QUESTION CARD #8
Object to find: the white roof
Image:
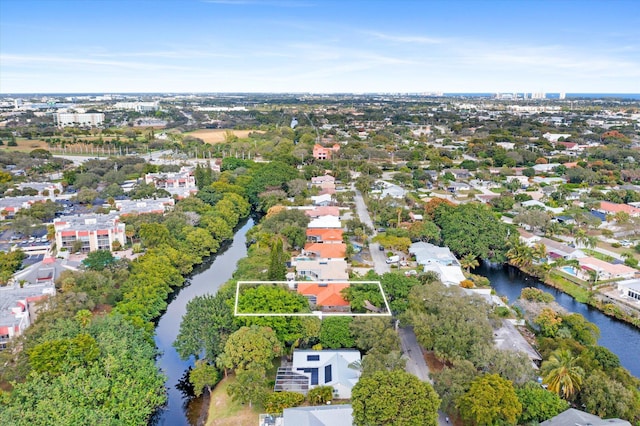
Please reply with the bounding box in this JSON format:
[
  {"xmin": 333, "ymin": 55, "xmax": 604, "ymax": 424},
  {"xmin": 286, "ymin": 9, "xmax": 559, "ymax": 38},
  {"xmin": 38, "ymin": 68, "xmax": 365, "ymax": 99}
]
[{"xmin": 308, "ymin": 216, "xmax": 342, "ymax": 229}]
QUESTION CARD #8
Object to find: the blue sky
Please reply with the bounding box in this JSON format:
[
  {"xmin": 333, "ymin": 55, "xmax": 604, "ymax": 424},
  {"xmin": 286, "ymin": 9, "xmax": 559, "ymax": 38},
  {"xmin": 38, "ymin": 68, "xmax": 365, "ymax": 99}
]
[{"xmin": 1, "ymin": 0, "xmax": 639, "ymax": 93}]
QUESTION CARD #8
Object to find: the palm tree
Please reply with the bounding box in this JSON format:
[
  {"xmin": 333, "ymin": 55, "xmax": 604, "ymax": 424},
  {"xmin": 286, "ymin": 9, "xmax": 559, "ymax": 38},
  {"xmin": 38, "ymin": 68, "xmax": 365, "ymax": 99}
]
[
  {"xmin": 507, "ymin": 240, "xmax": 533, "ymax": 269},
  {"xmin": 542, "ymin": 349, "xmax": 584, "ymax": 400},
  {"xmin": 532, "ymin": 243, "xmax": 547, "ymax": 263},
  {"xmin": 460, "ymin": 254, "xmax": 479, "ymax": 273}
]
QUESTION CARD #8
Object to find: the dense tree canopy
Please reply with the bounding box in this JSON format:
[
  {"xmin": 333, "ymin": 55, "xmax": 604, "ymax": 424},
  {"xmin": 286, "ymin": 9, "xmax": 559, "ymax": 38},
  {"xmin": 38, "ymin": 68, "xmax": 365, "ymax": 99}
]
[
  {"xmin": 434, "ymin": 203, "xmax": 511, "ymax": 262},
  {"xmin": 457, "ymin": 374, "xmax": 522, "ymax": 426},
  {"xmin": 351, "ymin": 370, "xmax": 440, "ymax": 426}
]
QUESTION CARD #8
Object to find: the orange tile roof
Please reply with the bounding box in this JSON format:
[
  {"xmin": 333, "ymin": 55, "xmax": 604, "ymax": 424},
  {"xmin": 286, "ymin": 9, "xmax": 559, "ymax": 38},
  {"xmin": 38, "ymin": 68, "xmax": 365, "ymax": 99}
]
[
  {"xmin": 599, "ymin": 201, "xmax": 640, "ymax": 216},
  {"xmin": 305, "ymin": 206, "xmax": 340, "ymax": 217},
  {"xmin": 306, "ymin": 228, "xmax": 344, "ymax": 241},
  {"xmin": 297, "ymin": 283, "xmax": 350, "ymax": 306},
  {"xmin": 304, "ymin": 242, "xmax": 347, "ymax": 259}
]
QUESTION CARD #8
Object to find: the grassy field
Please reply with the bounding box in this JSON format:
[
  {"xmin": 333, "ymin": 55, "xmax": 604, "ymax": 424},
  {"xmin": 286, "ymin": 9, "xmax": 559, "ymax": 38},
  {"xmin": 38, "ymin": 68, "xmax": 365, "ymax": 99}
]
[
  {"xmin": 1, "ymin": 138, "xmax": 50, "ymax": 151},
  {"xmin": 206, "ymin": 376, "xmax": 260, "ymax": 426},
  {"xmin": 185, "ymin": 129, "xmax": 258, "ymax": 144}
]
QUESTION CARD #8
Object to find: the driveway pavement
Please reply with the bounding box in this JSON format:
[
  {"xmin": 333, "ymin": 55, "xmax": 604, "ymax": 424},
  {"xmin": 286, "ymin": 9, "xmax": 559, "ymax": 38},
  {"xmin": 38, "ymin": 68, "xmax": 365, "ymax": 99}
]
[
  {"xmin": 398, "ymin": 326, "xmax": 432, "ymax": 383},
  {"xmin": 353, "ymin": 188, "xmax": 389, "ymax": 274}
]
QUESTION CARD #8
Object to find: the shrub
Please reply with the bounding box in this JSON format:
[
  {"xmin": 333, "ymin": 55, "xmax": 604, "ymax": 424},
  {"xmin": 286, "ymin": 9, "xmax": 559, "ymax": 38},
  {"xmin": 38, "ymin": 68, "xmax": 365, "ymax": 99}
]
[
  {"xmin": 307, "ymin": 386, "xmax": 334, "ymax": 405},
  {"xmin": 520, "ymin": 287, "xmax": 554, "ymax": 303},
  {"xmin": 263, "ymin": 391, "xmax": 304, "ymax": 415},
  {"xmin": 460, "ymin": 279, "xmax": 475, "ymax": 289}
]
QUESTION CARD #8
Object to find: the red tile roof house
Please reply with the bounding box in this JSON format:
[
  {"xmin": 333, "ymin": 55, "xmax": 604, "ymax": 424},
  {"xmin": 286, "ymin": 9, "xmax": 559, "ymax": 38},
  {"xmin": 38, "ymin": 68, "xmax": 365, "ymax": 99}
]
[
  {"xmin": 297, "ymin": 282, "xmax": 350, "ymax": 312},
  {"xmin": 574, "ymin": 257, "xmax": 638, "ymax": 281},
  {"xmin": 303, "ymin": 242, "xmax": 347, "ymax": 260},
  {"xmin": 312, "ymin": 143, "xmax": 340, "ymax": 160},
  {"xmin": 306, "ymin": 228, "xmax": 344, "ymax": 244},
  {"xmin": 304, "ymin": 206, "xmax": 340, "ymax": 219},
  {"xmin": 597, "ymin": 201, "xmax": 640, "ymax": 218},
  {"xmin": 311, "ymin": 175, "xmax": 336, "ymax": 185}
]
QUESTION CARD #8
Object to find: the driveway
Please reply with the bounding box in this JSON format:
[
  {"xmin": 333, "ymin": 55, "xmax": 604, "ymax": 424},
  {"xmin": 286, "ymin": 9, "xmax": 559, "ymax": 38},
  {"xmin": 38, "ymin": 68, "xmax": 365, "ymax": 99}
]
[
  {"xmin": 353, "ymin": 188, "xmax": 390, "ymax": 274},
  {"xmin": 398, "ymin": 326, "xmax": 432, "ymax": 383}
]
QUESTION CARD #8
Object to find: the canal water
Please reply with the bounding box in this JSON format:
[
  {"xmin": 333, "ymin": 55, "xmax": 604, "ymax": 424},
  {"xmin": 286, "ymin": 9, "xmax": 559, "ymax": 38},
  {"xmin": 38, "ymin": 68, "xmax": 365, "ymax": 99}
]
[
  {"xmin": 475, "ymin": 262, "xmax": 640, "ymax": 379},
  {"xmin": 153, "ymin": 218, "xmax": 254, "ymax": 426}
]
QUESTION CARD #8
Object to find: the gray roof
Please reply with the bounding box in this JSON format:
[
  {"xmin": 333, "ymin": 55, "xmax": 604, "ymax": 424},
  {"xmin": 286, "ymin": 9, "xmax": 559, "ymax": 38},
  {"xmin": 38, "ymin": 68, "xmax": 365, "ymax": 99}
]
[
  {"xmin": 283, "ymin": 405, "xmax": 353, "ymax": 426},
  {"xmin": 540, "ymin": 408, "xmax": 631, "ymax": 426}
]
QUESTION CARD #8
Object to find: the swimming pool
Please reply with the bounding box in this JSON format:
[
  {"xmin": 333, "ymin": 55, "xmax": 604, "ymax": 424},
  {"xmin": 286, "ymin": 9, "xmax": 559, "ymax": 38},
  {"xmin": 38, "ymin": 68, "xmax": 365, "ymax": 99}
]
[{"xmin": 562, "ymin": 266, "xmax": 577, "ymax": 276}]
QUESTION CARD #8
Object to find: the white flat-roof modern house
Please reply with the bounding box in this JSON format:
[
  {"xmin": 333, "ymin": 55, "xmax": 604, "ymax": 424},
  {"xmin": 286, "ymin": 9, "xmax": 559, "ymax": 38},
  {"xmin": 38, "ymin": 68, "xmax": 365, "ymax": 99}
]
[{"xmin": 274, "ymin": 350, "xmax": 361, "ymax": 399}]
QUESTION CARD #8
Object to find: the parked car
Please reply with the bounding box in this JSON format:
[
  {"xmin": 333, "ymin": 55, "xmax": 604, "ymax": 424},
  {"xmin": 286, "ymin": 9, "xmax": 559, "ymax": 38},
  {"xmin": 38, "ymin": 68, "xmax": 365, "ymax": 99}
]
[{"xmin": 386, "ymin": 255, "xmax": 400, "ymax": 264}]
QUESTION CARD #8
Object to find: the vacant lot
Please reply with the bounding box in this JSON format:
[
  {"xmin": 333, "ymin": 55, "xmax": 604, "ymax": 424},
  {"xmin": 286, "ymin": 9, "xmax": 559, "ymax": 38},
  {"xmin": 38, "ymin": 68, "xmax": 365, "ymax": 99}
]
[
  {"xmin": 1, "ymin": 138, "xmax": 50, "ymax": 151},
  {"xmin": 186, "ymin": 129, "xmax": 259, "ymax": 144},
  {"xmin": 206, "ymin": 376, "xmax": 259, "ymax": 426}
]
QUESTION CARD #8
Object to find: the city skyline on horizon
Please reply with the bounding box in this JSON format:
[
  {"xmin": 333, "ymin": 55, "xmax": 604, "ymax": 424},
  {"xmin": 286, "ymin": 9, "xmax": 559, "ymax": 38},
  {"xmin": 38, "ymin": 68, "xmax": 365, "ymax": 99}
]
[{"xmin": 1, "ymin": 0, "xmax": 639, "ymax": 94}]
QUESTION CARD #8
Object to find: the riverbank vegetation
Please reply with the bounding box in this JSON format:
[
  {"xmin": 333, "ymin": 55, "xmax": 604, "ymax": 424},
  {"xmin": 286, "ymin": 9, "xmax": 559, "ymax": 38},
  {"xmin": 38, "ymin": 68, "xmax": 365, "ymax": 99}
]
[
  {"xmin": 519, "ymin": 287, "xmax": 640, "ymax": 423},
  {"xmin": 0, "ymin": 165, "xmax": 256, "ymax": 424}
]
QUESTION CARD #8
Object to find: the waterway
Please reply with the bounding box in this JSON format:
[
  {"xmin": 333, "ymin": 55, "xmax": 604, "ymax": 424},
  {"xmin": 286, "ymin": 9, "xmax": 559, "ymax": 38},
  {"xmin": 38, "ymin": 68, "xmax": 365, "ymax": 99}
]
[
  {"xmin": 476, "ymin": 262, "xmax": 640, "ymax": 379},
  {"xmin": 153, "ymin": 218, "xmax": 254, "ymax": 426}
]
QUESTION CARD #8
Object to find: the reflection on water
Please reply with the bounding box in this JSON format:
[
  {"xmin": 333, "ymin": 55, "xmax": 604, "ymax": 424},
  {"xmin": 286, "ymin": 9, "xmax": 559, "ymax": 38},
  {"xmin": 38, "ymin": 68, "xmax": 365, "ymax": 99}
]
[
  {"xmin": 475, "ymin": 261, "xmax": 640, "ymax": 379},
  {"xmin": 152, "ymin": 219, "xmax": 254, "ymax": 426}
]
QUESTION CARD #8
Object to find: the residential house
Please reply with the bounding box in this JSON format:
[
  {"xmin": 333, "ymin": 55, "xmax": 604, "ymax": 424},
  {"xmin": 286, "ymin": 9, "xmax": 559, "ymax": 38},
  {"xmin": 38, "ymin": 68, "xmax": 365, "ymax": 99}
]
[
  {"xmin": 304, "ymin": 206, "xmax": 340, "ymax": 219},
  {"xmin": 408, "ymin": 212, "xmax": 423, "ymax": 222},
  {"xmin": 409, "ymin": 242, "xmax": 465, "ymax": 286},
  {"xmin": 303, "ymin": 243, "xmax": 347, "ymax": 260},
  {"xmin": 114, "ymin": 198, "xmax": 175, "ymax": 215},
  {"xmin": 279, "ymin": 350, "xmax": 361, "ymax": 399},
  {"xmin": 521, "ymin": 200, "xmax": 564, "ymax": 215},
  {"xmin": 297, "ymin": 282, "xmax": 350, "ymax": 311},
  {"xmin": 281, "ymin": 405, "xmax": 353, "ymax": 426},
  {"xmin": 517, "ymin": 228, "xmax": 541, "ymax": 246},
  {"xmin": 306, "ymin": 228, "xmax": 344, "ymax": 244},
  {"xmin": 311, "ymin": 175, "xmax": 336, "ymax": 185},
  {"xmin": 0, "ymin": 196, "xmax": 47, "ymax": 219},
  {"xmin": 312, "ymin": 143, "xmax": 340, "ymax": 160},
  {"xmin": 617, "ymin": 278, "xmax": 640, "ymax": 303},
  {"xmin": 144, "ymin": 167, "xmax": 197, "ymax": 198},
  {"xmin": 597, "ymin": 201, "xmax": 640, "ymax": 218},
  {"xmin": 542, "ymin": 132, "xmax": 572, "ymax": 142},
  {"xmin": 446, "ymin": 168, "xmax": 472, "ymax": 180},
  {"xmin": 573, "ymin": 257, "xmax": 637, "ymax": 281},
  {"xmin": 54, "ymin": 213, "xmax": 125, "ymax": 253},
  {"xmin": 310, "ymin": 194, "xmax": 333, "ymax": 207},
  {"xmin": 15, "ymin": 182, "xmax": 63, "ymax": 196},
  {"xmin": 540, "ymin": 408, "xmax": 631, "ymax": 426},
  {"xmin": 0, "ymin": 284, "xmax": 55, "ymax": 349},
  {"xmin": 296, "ymin": 259, "xmax": 349, "ymax": 282},
  {"xmin": 538, "ymin": 237, "xmax": 585, "ymax": 260},
  {"xmin": 308, "ymin": 216, "xmax": 342, "ymax": 229}
]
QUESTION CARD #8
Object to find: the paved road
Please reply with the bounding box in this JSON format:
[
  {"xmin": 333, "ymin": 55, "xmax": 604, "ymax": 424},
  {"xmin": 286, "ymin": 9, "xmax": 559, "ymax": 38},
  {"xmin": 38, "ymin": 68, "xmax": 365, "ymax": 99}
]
[
  {"xmin": 398, "ymin": 326, "xmax": 432, "ymax": 383},
  {"xmin": 353, "ymin": 188, "xmax": 390, "ymax": 274},
  {"xmin": 555, "ymin": 234, "xmax": 624, "ymax": 260}
]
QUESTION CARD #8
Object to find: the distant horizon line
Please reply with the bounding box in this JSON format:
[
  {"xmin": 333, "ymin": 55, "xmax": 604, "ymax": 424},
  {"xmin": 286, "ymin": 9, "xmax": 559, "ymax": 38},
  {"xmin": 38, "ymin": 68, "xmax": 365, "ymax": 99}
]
[{"xmin": 2, "ymin": 91, "xmax": 640, "ymax": 99}]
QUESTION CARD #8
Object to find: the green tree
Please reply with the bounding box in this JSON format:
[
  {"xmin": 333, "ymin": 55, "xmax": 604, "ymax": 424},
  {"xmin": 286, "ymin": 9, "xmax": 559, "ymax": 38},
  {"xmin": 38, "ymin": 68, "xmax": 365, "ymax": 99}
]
[
  {"xmin": 349, "ymin": 317, "xmax": 400, "ymax": 354},
  {"xmin": 226, "ymin": 368, "xmax": 268, "ymax": 409},
  {"xmin": 542, "ymin": 349, "xmax": 584, "ymax": 400},
  {"xmin": 434, "ymin": 203, "xmax": 510, "ymax": 263},
  {"xmin": 432, "ymin": 360, "xmax": 478, "ymax": 416},
  {"xmin": 516, "ymin": 382, "xmax": 569, "ymax": 424},
  {"xmin": 351, "ymin": 370, "xmax": 440, "ymax": 426},
  {"xmin": 189, "ymin": 360, "xmax": 220, "ymax": 397},
  {"xmin": 174, "ymin": 289, "xmax": 237, "ymax": 361},
  {"xmin": 235, "ymin": 284, "xmax": 310, "ymax": 342},
  {"xmin": 457, "ymin": 373, "xmax": 522, "ymax": 426},
  {"xmin": 319, "ymin": 317, "xmax": 354, "ymax": 349},
  {"xmin": 580, "ymin": 371, "xmax": 636, "ymax": 420},
  {"xmin": 535, "ymin": 308, "xmax": 563, "ymax": 338},
  {"xmin": 82, "ymin": 249, "xmax": 115, "ymax": 271},
  {"xmin": 217, "ymin": 325, "xmax": 282, "ymax": 374},
  {"xmin": 267, "ymin": 238, "xmax": 287, "ymax": 281}
]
